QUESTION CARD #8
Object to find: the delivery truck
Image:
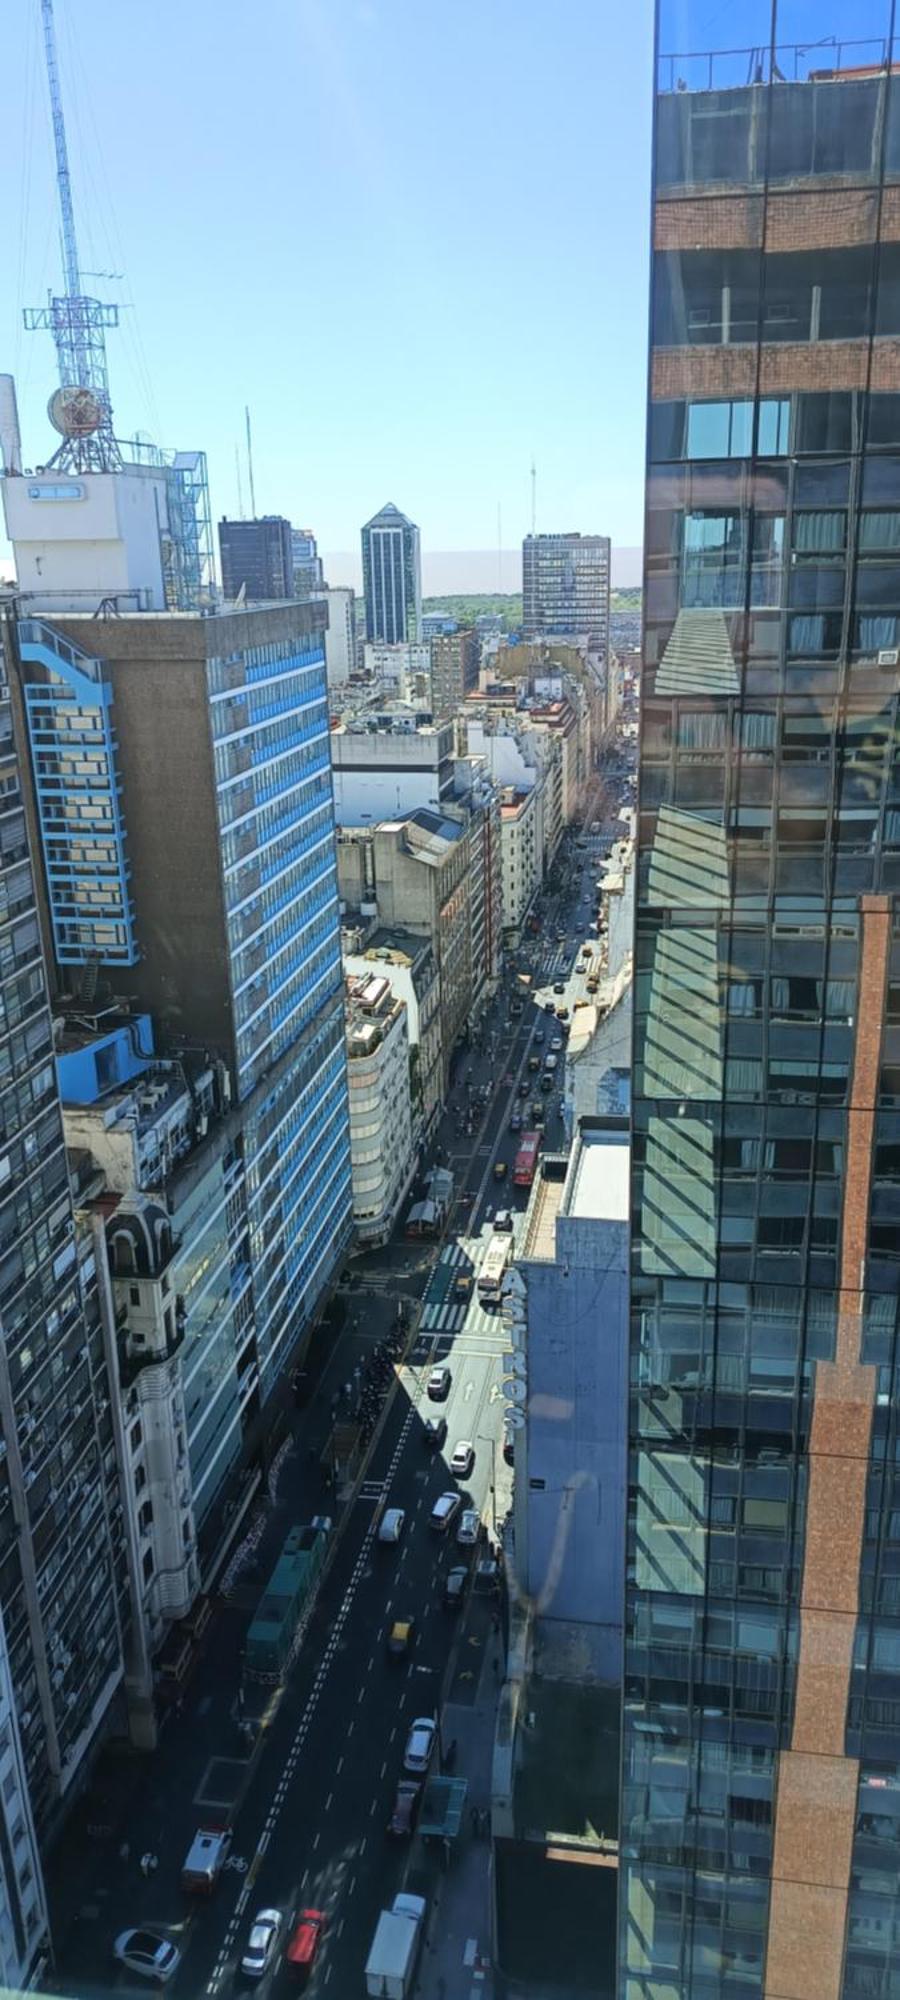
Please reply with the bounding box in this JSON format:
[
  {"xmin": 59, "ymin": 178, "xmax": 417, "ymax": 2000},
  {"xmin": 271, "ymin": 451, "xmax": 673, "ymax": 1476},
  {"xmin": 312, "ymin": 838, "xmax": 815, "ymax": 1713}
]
[{"xmin": 364, "ymin": 1892, "xmax": 427, "ymax": 1998}]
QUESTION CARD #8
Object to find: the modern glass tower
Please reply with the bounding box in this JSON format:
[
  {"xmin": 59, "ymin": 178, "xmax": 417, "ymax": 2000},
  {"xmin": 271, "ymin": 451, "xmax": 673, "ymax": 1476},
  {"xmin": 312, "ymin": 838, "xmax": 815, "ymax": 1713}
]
[
  {"xmin": 361, "ymin": 503, "xmax": 422, "ymax": 643},
  {"xmin": 625, "ymin": 7, "xmax": 900, "ymax": 1998}
]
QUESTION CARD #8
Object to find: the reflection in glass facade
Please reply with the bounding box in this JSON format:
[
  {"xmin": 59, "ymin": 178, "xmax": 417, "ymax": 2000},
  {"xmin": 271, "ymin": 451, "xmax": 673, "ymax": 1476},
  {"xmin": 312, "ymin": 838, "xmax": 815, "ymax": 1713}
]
[{"xmin": 626, "ymin": 7, "xmax": 900, "ymax": 1997}]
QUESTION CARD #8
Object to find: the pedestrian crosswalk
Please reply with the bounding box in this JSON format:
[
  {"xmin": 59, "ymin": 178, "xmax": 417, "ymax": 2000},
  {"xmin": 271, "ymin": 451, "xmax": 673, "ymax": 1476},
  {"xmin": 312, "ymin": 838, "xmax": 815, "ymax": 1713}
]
[{"xmin": 419, "ymin": 1299, "xmax": 468, "ymax": 1333}]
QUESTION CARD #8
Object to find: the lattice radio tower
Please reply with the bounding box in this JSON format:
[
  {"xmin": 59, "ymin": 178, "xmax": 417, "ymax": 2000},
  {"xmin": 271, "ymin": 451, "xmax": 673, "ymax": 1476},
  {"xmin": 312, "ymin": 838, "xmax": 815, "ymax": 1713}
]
[{"xmin": 23, "ymin": 0, "xmax": 123, "ymax": 471}]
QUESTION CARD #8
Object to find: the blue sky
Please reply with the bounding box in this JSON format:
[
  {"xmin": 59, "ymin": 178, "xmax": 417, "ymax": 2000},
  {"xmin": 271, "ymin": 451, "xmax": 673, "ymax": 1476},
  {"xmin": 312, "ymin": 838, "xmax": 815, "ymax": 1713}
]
[{"xmin": 6, "ymin": 0, "xmax": 654, "ymax": 583}]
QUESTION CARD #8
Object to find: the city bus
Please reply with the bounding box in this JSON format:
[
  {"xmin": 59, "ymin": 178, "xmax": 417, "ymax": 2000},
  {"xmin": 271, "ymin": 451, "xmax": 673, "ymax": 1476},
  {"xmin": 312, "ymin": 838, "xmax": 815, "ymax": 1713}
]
[
  {"xmin": 513, "ymin": 1130, "xmax": 542, "ymax": 1189},
  {"xmin": 477, "ymin": 1232, "xmax": 513, "ymax": 1305}
]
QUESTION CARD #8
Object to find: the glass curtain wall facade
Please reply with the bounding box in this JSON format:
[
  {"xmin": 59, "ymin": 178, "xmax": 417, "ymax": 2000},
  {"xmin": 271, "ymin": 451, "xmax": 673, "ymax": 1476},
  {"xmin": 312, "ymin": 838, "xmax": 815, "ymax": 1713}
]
[
  {"xmin": 361, "ymin": 504, "xmax": 422, "ymax": 644},
  {"xmin": 625, "ymin": 8, "xmax": 900, "ymax": 1999}
]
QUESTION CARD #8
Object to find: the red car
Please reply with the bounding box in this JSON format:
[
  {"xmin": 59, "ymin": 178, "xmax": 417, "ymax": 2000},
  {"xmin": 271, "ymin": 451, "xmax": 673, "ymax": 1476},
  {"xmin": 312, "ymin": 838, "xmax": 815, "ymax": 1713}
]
[{"xmin": 285, "ymin": 1911, "xmax": 327, "ymax": 1973}]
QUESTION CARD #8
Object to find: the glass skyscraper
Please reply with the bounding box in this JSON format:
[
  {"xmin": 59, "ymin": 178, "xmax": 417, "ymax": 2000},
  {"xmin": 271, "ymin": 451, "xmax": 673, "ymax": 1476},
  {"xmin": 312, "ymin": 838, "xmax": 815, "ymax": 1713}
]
[
  {"xmin": 361, "ymin": 502, "xmax": 422, "ymax": 644},
  {"xmin": 625, "ymin": 7, "xmax": 900, "ymax": 1998}
]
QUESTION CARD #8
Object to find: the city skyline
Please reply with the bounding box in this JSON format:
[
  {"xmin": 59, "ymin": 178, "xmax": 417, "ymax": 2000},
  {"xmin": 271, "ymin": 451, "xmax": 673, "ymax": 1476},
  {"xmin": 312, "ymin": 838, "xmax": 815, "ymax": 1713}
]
[{"xmin": 3, "ymin": 0, "xmax": 652, "ymax": 570}]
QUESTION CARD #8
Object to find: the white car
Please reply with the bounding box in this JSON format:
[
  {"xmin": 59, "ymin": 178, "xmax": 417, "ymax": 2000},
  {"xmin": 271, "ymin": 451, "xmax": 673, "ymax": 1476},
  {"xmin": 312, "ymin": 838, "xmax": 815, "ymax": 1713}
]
[
  {"xmin": 450, "ymin": 1440, "xmax": 475, "ymax": 1479},
  {"xmin": 377, "ymin": 1507, "xmax": 406, "ymax": 1544},
  {"xmin": 240, "ymin": 1909, "xmax": 283, "ymax": 1980},
  {"xmin": 404, "ymin": 1716, "xmax": 437, "ymax": 1773},
  {"xmin": 456, "ymin": 1508, "xmax": 480, "ymax": 1546},
  {"xmin": 113, "ymin": 1930, "xmax": 181, "ymax": 1984},
  {"xmin": 551, "ymin": 1037, "xmax": 563, "ymax": 1053}
]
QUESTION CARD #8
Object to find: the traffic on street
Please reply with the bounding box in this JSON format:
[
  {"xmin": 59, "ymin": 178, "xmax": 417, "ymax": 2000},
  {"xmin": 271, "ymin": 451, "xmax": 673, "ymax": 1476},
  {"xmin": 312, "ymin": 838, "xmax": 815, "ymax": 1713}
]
[{"xmin": 48, "ymin": 732, "xmax": 636, "ymax": 2000}]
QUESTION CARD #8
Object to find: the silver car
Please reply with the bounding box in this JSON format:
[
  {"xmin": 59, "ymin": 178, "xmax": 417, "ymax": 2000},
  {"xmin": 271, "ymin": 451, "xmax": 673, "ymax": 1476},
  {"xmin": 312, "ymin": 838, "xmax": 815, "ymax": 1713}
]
[
  {"xmin": 113, "ymin": 1930, "xmax": 181, "ymax": 1984},
  {"xmin": 240, "ymin": 1908, "xmax": 283, "ymax": 1979}
]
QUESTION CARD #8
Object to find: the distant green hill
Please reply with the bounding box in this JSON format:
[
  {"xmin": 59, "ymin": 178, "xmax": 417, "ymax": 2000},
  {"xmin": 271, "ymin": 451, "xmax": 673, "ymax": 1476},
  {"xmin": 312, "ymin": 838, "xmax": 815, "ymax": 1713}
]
[{"xmin": 423, "ymin": 594, "xmax": 522, "ymax": 630}]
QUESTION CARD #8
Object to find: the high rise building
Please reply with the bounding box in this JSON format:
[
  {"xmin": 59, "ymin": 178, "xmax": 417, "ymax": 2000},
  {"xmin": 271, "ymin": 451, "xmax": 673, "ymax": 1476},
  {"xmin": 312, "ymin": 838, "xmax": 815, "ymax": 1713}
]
[
  {"xmin": 291, "ymin": 528, "xmax": 324, "ymax": 600},
  {"xmin": 625, "ymin": 16, "xmax": 900, "ymax": 2000},
  {"xmin": 361, "ymin": 503, "xmax": 422, "ymax": 644},
  {"xmin": 0, "ymin": 610, "xmax": 129, "ymax": 1885},
  {"xmin": 429, "ymin": 628, "xmax": 480, "ymax": 718},
  {"xmin": 7, "ymin": 600, "xmax": 353, "ymax": 1564},
  {"xmin": 522, "ymin": 532, "xmax": 610, "ymax": 651},
  {"xmin": 324, "ymin": 585, "xmax": 358, "ymax": 688},
  {"xmin": 218, "ymin": 515, "xmax": 295, "ymax": 601}
]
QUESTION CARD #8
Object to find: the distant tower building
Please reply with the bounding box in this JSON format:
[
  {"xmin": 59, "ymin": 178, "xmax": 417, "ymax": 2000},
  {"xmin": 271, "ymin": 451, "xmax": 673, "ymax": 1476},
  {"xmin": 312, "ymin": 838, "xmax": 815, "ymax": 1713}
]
[
  {"xmin": 291, "ymin": 528, "xmax": 324, "ymax": 600},
  {"xmin": 218, "ymin": 515, "xmax": 294, "ymax": 601},
  {"xmin": 522, "ymin": 532, "xmax": 610, "ymax": 654},
  {"xmin": 361, "ymin": 503, "xmax": 422, "ymax": 644}
]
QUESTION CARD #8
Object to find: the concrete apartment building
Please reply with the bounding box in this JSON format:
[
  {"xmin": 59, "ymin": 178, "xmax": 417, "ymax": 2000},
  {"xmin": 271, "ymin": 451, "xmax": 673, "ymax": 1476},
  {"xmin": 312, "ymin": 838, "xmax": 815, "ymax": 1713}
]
[
  {"xmin": 331, "ymin": 714, "xmax": 455, "ymax": 827},
  {"xmin": 323, "ymin": 586, "xmax": 357, "ymax": 689},
  {"xmin": 429, "ymin": 628, "xmax": 479, "ymax": 718},
  {"xmin": 345, "ymin": 973, "xmax": 415, "ymax": 1245},
  {"xmin": 337, "ymin": 806, "xmax": 472, "ymax": 1091},
  {"xmin": 497, "ymin": 787, "xmax": 542, "ymax": 935},
  {"xmin": 362, "ymin": 642, "xmax": 432, "ymax": 704},
  {"xmin": 454, "ymin": 761, "xmax": 503, "ymax": 1020},
  {"xmin": 342, "ymin": 927, "xmax": 442, "ymax": 1143},
  {"xmin": 5, "ymin": 595, "xmax": 353, "ymax": 1653},
  {"xmin": 0, "ymin": 616, "xmax": 131, "ymax": 1981}
]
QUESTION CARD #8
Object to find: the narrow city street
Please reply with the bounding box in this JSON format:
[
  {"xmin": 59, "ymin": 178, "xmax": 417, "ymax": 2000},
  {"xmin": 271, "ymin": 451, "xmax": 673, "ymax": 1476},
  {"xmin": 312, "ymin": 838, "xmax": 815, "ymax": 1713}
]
[{"xmin": 46, "ymin": 765, "xmax": 630, "ymax": 2000}]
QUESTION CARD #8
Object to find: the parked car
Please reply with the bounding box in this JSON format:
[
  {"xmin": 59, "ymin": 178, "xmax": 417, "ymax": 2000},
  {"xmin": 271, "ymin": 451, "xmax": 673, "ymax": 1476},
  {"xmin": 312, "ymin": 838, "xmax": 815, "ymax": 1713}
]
[
  {"xmin": 388, "ymin": 1779, "xmax": 421, "ymax": 1839},
  {"xmin": 427, "ymin": 1365, "xmax": 452, "ymax": 1401},
  {"xmin": 403, "ymin": 1716, "xmax": 437, "ymax": 1773},
  {"xmin": 430, "ymin": 1491, "xmax": 462, "ymax": 1533},
  {"xmin": 457, "ymin": 1509, "xmax": 480, "ymax": 1546},
  {"xmin": 241, "ymin": 1910, "xmax": 283, "ymax": 1980},
  {"xmin": 113, "ymin": 1932, "xmax": 181, "ymax": 1985},
  {"xmin": 285, "ymin": 1911, "xmax": 327, "ymax": 1973},
  {"xmin": 424, "ymin": 1415, "xmax": 448, "ymax": 1450},
  {"xmin": 386, "ymin": 1617, "xmax": 416, "ymax": 1661},
  {"xmin": 444, "ymin": 1565, "xmax": 468, "ymax": 1609},
  {"xmin": 378, "ymin": 1507, "xmax": 406, "ymax": 1544},
  {"xmin": 450, "ymin": 1440, "xmax": 475, "ymax": 1479}
]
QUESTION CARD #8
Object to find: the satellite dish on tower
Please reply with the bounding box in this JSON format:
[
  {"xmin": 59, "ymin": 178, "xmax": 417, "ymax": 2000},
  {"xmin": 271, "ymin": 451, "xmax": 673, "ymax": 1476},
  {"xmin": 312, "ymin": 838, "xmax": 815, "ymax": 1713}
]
[{"xmin": 48, "ymin": 385, "xmax": 102, "ymax": 440}]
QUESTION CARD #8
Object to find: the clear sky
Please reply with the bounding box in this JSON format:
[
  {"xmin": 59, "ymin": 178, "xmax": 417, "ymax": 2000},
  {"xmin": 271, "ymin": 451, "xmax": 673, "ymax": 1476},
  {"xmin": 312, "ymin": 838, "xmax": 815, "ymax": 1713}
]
[{"xmin": 6, "ymin": 0, "xmax": 653, "ymax": 581}]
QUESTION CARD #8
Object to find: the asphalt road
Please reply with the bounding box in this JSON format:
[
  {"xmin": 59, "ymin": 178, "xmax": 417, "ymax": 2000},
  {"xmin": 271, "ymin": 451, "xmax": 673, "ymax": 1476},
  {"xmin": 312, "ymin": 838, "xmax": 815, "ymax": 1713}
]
[{"xmin": 51, "ymin": 747, "xmax": 636, "ymax": 2000}]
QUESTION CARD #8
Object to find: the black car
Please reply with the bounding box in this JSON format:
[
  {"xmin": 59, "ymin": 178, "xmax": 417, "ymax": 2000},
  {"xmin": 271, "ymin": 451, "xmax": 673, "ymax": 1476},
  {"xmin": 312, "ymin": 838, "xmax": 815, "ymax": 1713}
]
[
  {"xmin": 553, "ymin": 980, "xmax": 565, "ymax": 994},
  {"xmin": 424, "ymin": 1415, "xmax": 448, "ymax": 1449},
  {"xmin": 534, "ymin": 1029, "xmax": 545, "ymax": 1045}
]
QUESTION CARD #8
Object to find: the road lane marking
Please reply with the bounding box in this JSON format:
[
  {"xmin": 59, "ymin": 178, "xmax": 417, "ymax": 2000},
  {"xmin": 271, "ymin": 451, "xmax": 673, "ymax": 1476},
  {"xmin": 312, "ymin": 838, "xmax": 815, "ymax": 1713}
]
[
  {"xmin": 312, "ymin": 1830, "xmax": 320, "ymax": 1849},
  {"xmin": 336, "ymin": 1755, "xmax": 344, "ymax": 1774},
  {"xmin": 325, "ymin": 1791, "xmax": 333, "ymax": 1812},
  {"xmin": 380, "ymin": 1759, "xmax": 387, "ymax": 1778}
]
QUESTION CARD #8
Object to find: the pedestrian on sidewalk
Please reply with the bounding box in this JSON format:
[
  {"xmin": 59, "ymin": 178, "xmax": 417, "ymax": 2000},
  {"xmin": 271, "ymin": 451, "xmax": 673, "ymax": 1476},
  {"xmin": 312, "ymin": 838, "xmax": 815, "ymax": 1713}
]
[
  {"xmin": 139, "ymin": 1853, "xmax": 150, "ymax": 1879},
  {"xmin": 119, "ymin": 1840, "xmax": 130, "ymax": 1865}
]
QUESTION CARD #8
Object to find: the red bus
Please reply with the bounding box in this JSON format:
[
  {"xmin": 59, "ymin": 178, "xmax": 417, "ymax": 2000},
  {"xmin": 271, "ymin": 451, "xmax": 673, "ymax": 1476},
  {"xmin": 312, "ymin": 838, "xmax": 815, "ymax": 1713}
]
[{"xmin": 513, "ymin": 1130, "xmax": 542, "ymax": 1188}]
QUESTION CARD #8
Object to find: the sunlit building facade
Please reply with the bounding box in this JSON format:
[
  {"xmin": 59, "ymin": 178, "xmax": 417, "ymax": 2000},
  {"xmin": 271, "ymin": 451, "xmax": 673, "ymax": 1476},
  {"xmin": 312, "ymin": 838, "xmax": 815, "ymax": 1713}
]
[{"xmin": 625, "ymin": 8, "xmax": 900, "ymax": 1998}]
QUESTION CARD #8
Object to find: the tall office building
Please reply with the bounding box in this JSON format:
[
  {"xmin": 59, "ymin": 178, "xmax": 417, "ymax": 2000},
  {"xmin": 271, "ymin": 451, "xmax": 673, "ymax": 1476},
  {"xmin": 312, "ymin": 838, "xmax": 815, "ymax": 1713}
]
[
  {"xmin": 625, "ymin": 14, "xmax": 900, "ymax": 2000},
  {"xmin": 291, "ymin": 528, "xmax": 325, "ymax": 600},
  {"xmin": 361, "ymin": 503, "xmax": 422, "ymax": 644},
  {"xmin": 8, "ymin": 600, "xmax": 353, "ymax": 1525},
  {"xmin": 218, "ymin": 515, "xmax": 295, "ymax": 601},
  {"xmin": 522, "ymin": 532, "xmax": 610, "ymax": 651},
  {"xmin": 0, "ymin": 611, "xmax": 128, "ymax": 1897}
]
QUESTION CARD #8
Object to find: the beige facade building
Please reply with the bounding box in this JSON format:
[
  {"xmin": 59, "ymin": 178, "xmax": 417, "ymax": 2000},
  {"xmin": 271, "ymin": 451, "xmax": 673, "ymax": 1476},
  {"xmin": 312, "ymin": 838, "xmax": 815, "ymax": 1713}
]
[
  {"xmin": 342, "ymin": 928, "xmax": 441, "ymax": 1142},
  {"xmin": 345, "ymin": 974, "xmax": 415, "ymax": 1245},
  {"xmin": 429, "ymin": 629, "xmax": 479, "ymax": 718},
  {"xmin": 337, "ymin": 805, "xmax": 472, "ymax": 1093}
]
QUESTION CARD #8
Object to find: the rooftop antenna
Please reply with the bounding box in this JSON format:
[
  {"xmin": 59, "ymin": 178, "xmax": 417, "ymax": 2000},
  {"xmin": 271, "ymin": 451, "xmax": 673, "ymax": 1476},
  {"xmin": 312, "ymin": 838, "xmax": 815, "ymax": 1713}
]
[
  {"xmin": 24, "ymin": 0, "xmax": 122, "ymax": 471},
  {"xmin": 531, "ymin": 458, "xmax": 537, "ymax": 536},
  {"xmin": 235, "ymin": 442, "xmax": 244, "ymax": 521},
  {"xmin": 245, "ymin": 405, "xmax": 257, "ymax": 519}
]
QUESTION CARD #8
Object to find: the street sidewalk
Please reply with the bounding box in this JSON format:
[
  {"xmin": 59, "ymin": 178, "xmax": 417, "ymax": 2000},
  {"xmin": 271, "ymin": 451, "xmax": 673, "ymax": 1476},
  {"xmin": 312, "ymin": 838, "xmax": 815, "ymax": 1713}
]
[{"xmin": 415, "ymin": 1640, "xmax": 500, "ymax": 2000}]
